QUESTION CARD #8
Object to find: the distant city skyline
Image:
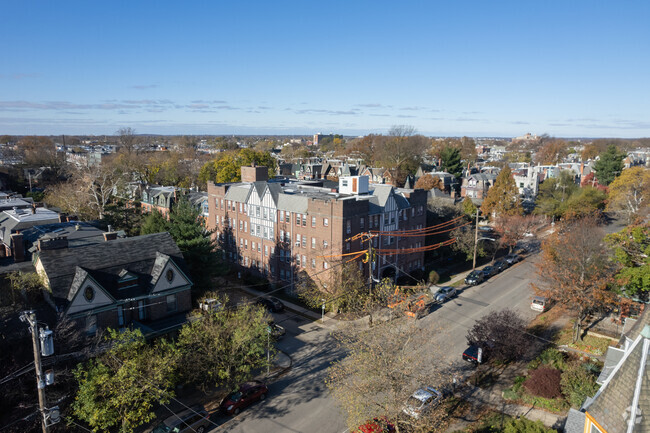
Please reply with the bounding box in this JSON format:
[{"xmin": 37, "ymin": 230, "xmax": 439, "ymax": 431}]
[{"xmin": 2, "ymin": 1, "xmax": 649, "ymax": 138}]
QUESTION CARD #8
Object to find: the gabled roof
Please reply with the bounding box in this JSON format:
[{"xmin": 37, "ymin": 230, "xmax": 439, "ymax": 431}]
[
  {"xmin": 37, "ymin": 232, "xmax": 188, "ymax": 302},
  {"xmin": 583, "ymin": 326, "xmax": 650, "ymax": 433},
  {"xmin": 224, "ymin": 184, "xmax": 252, "ymax": 203}
]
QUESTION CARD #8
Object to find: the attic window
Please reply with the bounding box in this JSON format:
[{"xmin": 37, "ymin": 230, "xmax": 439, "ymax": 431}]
[
  {"xmin": 166, "ymin": 269, "xmax": 174, "ymax": 282},
  {"xmin": 83, "ymin": 286, "xmax": 95, "ymax": 302}
]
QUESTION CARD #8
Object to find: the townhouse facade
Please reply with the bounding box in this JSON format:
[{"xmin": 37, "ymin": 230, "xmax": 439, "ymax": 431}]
[{"xmin": 207, "ymin": 166, "xmax": 427, "ymax": 290}]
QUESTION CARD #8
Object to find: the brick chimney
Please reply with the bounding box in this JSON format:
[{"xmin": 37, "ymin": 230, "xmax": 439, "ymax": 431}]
[
  {"xmin": 241, "ymin": 165, "xmax": 268, "ymax": 183},
  {"xmin": 10, "ymin": 233, "xmax": 25, "ymax": 262}
]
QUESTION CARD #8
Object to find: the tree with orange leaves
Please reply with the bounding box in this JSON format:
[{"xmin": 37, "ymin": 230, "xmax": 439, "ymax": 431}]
[
  {"xmin": 533, "ymin": 216, "xmax": 617, "ymax": 342},
  {"xmin": 414, "ymin": 173, "xmax": 443, "ymax": 191},
  {"xmin": 493, "ymin": 214, "xmax": 539, "ymax": 254}
]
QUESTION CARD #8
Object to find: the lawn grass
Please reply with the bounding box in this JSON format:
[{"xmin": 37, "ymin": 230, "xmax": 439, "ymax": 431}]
[{"xmin": 555, "ymin": 329, "xmax": 614, "ymax": 356}]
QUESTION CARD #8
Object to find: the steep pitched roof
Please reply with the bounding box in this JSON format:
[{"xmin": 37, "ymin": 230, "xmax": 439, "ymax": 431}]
[
  {"xmin": 583, "ymin": 327, "xmax": 650, "ymax": 433},
  {"xmin": 37, "ymin": 232, "xmax": 187, "ymax": 302}
]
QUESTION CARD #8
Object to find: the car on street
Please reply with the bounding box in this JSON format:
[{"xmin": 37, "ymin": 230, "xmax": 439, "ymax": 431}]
[
  {"xmin": 219, "ymin": 381, "xmax": 268, "ymax": 415},
  {"xmin": 256, "ymin": 296, "xmax": 285, "ymax": 313},
  {"xmin": 531, "ymin": 296, "xmax": 550, "ymax": 312},
  {"xmin": 152, "ymin": 405, "xmax": 211, "ymax": 433},
  {"xmin": 493, "ymin": 259, "xmax": 509, "ymax": 272},
  {"xmin": 402, "ymin": 386, "xmax": 442, "ymax": 418},
  {"xmin": 464, "ymin": 270, "xmax": 485, "ymax": 286},
  {"xmin": 481, "ymin": 265, "xmax": 497, "ymax": 278},
  {"xmin": 462, "ymin": 345, "xmax": 488, "ymax": 365},
  {"xmin": 355, "ymin": 417, "xmax": 396, "ymax": 433},
  {"xmin": 432, "ymin": 286, "xmax": 457, "ymax": 304},
  {"xmin": 268, "ymin": 321, "xmax": 286, "ymax": 339},
  {"xmin": 504, "ymin": 254, "xmax": 522, "ymax": 265}
]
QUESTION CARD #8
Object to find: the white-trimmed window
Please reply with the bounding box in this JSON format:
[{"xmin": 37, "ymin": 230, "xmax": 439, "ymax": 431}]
[
  {"xmin": 311, "ymin": 237, "xmax": 316, "ymax": 249},
  {"xmin": 323, "ymin": 218, "xmax": 329, "ymax": 227}
]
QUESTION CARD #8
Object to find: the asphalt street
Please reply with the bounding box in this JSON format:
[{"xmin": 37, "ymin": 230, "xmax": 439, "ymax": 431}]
[
  {"xmin": 207, "ymin": 313, "xmax": 347, "ymax": 433},
  {"xmin": 207, "ymin": 254, "xmax": 543, "ymax": 433}
]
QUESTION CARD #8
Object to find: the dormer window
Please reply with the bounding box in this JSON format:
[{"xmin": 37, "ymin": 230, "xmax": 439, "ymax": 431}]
[{"xmin": 118, "ymin": 270, "xmax": 138, "ymax": 289}]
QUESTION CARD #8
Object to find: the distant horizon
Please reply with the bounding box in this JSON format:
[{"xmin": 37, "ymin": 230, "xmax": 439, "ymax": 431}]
[{"xmin": 2, "ymin": 1, "xmax": 649, "ymax": 138}]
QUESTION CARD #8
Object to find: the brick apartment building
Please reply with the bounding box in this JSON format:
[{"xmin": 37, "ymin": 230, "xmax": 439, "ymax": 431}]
[{"xmin": 207, "ymin": 166, "xmax": 427, "ymax": 290}]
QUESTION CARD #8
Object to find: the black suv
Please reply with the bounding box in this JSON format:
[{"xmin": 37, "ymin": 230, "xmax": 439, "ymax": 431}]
[
  {"xmin": 464, "ymin": 270, "xmax": 485, "ymax": 286},
  {"xmin": 256, "ymin": 296, "xmax": 285, "ymax": 313}
]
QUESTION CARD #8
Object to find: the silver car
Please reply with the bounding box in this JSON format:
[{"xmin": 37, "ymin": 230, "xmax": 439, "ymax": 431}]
[
  {"xmin": 402, "ymin": 386, "xmax": 442, "ymax": 418},
  {"xmin": 432, "ymin": 286, "xmax": 457, "ymax": 304}
]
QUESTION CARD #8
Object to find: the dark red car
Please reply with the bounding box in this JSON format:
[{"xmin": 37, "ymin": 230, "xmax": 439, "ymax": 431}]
[{"xmin": 219, "ymin": 380, "xmax": 268, "ymax": 415}]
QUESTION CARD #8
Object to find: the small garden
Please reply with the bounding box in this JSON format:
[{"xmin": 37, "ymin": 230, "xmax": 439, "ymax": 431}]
[
  {"xmin": 452, "ymin": 411, "xmax": 558, "ymax": 433},
  {"xmin": 503, "ymin": 348, "xmax": 601, "ymax": 413},
  {"xmin": 555, "ymin": 328, "xmax": 614, "ymax": 356}
]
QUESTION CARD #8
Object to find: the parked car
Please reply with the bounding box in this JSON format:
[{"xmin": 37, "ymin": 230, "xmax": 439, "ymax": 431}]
[
  {"xmin": 432, "ymin": 286, "xmax": 457, "ymax": 304},
  {"xmin": 493, "ymin": 259, "xmax": 509, "ymax": 272},
  {"xmin": 355, "ymin": 417, "xmax": 396, "ymax": 433},
  {"xmin": 531, "ymin": 296, "xmax": 550, "ymax": 312},
  {"xmin": 504, "ymin": 254, "xmax": 521, "ymax": 265},
  {"xmin": 268, "ymin": 321, "xmax": 286, "ymax": 339},
  {"xmin": 481, "ymin": 266, "xmax": 497, "ymax": 278},
  {"xmin": 219, "ymin": 381, "xmax": 268, "ymax": 415},
  {"xmin": 464, "ymin": 270, "xmax": 485, "ymax": 286},
  {"xmin": 256, "ymin": 296, "xmax": 285, "ymax": 313},
  {"xmin": 402, "ymin": 386, "xmax": 442, "ymax": 418},
  {"xmin": 462, "ymin": 345, "xmax": 488, "ymax": 365},
  {"xmin": 152, "ymin": 405, "xmax": 211, "ymax": 433}
]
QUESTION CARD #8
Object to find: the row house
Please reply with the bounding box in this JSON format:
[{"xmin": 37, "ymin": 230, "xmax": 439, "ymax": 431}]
[
  {"xmin": 461, "ymin": 173, "xmax": 497, "ymax": 199},
  {"xmin": 207, "ymin": 167, "xmax": 427, "ymax": 291}
]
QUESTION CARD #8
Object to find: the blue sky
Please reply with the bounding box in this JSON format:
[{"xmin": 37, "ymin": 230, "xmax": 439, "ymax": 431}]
[{"xmin": 1, "ymin": 1, "xmax": 649, "ymax": 137}]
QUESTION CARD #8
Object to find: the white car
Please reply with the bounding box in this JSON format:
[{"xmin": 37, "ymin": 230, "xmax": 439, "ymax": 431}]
[{"xmin": 402, "ymin": 386, "xmax": 442, "ymax": 418}]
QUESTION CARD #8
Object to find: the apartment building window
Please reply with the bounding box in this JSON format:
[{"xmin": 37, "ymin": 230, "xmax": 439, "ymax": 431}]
[
  {"xmin": 232, "ymin": 219, "xmax": 236, "ymax": 229},
  {"xmin": 323, "ymin": 240, "xmax": 328, "ymax": 248},
  {"xmin": 411, "ymin": 207, "xmax": 415, "ymax": 217},
  {"xmin": 285, "ymin": 212, "xmax": 290, "ymax": 223},
  {"xmin": 280, "ymin": 269, "xmax": 285, "ymax": 280},
  {"xmin": 239, "ymin": 203, "xmax": 243, "ymax": 212},
  {"xmin": 323, "ymin": 261, "xmax": 329, "ymax": 269},
  {"xmin": 240, "ymin": 221, "xmax": 243, "ymax": 231},
  {"xmin": 255, "ymin": 206, "xmax": 259, "ymax": 217},
  {"xmin": 166, "ymin": 294, "xmax": 177, "ymax": 313},
  {"xmin": 346, "ymin": 220, "xmax": 351, "ymax": 234},
  {"xmin": 252, "ymin": 241, "xmax": 256, "ymax": 251},
  {"xmin": 263, "ymin": 208, "xmax": 267, "ymax": 219},
  {"xmin": 312, "ymin": 216, "xmax": 316, "ymax": 227},
  {"xmin": 285, "ymin": 232, "xmax": 290, "ymax": 243},
  {"xmin": 270, "ymin": 246, "xmax": 275, "ymax": 255},
  {"xmin": 257, "ymin": 242, "xmax": 261, "ymax": 252},
  {"xmin": 311, "ymin": 237, "xmax": 316, "ymax": 249},
  {"xmin": 302, "ymin": 215, "xmax": 307, "ymax": 226},
  {"xmin": 296, "ymin": 254, "xmax": 301, "ymax": 266},
  {"xmin": 220, "ymin": 199, "xmax": 223, "ymax": 209},
  {"xmin": 302, "ymin": 236, "xmax": 306, "ymax": 248},
  {"xmin": 280, "ymin": 210, "xmax": 284, "ymax": 221},
  {"xmin": 346, "ymin": 242, "xmax": 351, "ymax": 252},
  {"xmin": 323, "ymin": 218, "xmax": 329, "ymax": 227},
  {"xmin": 311, "ymin": 258, "xmax": 316, "ymax": 269},
  {"xmin": 215, "ymin": 215, "xmax": 219, "ymax": 226},
  {"xmin": 252, "ymin": 259, "xmax": 257, "ymax": 268},
  {"xmin": 390, "ymin": 213, "xmax": 395, "ymax": 224},
  {"xmin": 245, "ymin": 239, "xmax": 248, "ymax": 249},
  {"xmin": 384, "ymin": 236, "xmax": 390, "ymax": 245},
  {"xmin": 240, "ymin": 238, "xmax": 243, "ymax": 249},
  {"xmin": 302, "ymin": 255, "xmax": 307, "ymax": 268},
  {"xmin": 280, "ymin": 230, "xmax": 285, "ymax": 242},
  {"xmin": 360, "ymin": 217, "xmax": 364, "ymax": 229},
  {"xmin": 263, "ymin": 227, "xmax": 268, "ymax": 239},
  {"xmin": 245, "ymin": 257, "xmax": 249, "ymax": 266},
  {"xmin": 256, "ymin": 225, "xmax": 261, "ymax": 236},
  {"xmin": 296, "ymin": 233, "xmax": 301, "ymax": 246}
]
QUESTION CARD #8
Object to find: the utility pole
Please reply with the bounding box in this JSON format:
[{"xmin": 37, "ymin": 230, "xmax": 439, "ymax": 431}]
[
  {"xmin": 20, "ymin": 311, "xmax": 49, "ymax": 433},
  {"xmin": 362, "ymin": 232, "xmax": 375, "ymax": 296},
  {"xmin": 472, "ymin": 209, "xmax": 480, "ymax": 270}
]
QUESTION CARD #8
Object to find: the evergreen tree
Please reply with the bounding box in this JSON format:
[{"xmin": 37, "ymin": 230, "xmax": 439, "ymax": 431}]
[
  {"xmin": 167, "ymin": 198, "xmax": 220, "ymax": 291},
  {"xmin": 482, "ymin": 166, "xmax": 523, "ymax": 217},
  {"xmin": 593, "ymin": 145, "xmax": 625, "ymax": 185},
  {"xmin": 439, "ymin": 146, "xmax": 463, "ymax": 178},
  {"xmin": 140, "ymin": 209, "xmax": 170, "ymax": 235}
]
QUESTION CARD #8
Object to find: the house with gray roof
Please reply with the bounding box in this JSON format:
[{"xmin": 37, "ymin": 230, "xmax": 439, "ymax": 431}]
[
  {"xmin": 461, "ymin": 173, "xmax": 498, "ymax": 199},
  {"xmin": 33, "ymin": 232, "xmax": 193, "ymax": 335},
  {"xmin": 0, "ymin": 207, "xmax": 62, "ymax": 262},
  {"xmin": 566, "ymin": 324, "xmax": 650, "ymax": 433}
]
